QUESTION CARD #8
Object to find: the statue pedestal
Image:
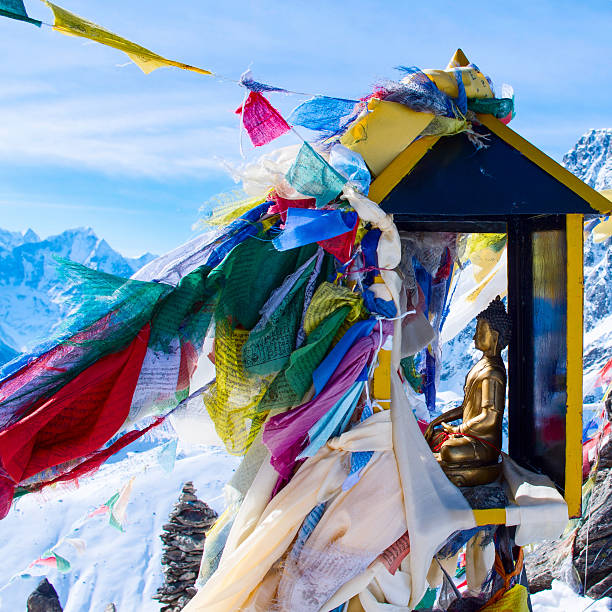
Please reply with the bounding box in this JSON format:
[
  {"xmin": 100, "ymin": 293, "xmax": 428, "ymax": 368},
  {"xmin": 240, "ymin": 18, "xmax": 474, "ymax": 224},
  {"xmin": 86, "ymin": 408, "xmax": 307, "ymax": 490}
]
[{"xmin": 434, "ymin": 453, "xmax": 502, "ymax": 487}]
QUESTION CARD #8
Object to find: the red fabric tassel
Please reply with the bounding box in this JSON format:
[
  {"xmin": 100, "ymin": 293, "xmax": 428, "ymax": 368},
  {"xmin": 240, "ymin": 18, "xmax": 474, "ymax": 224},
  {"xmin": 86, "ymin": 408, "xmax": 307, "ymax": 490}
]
[
  {"xmin": 235, "ymin": 91, "xmax": 291, "ymax": 147},
  {"xmin": 0, "ymin": 324, "xmax": 150, "ymax": 484}
]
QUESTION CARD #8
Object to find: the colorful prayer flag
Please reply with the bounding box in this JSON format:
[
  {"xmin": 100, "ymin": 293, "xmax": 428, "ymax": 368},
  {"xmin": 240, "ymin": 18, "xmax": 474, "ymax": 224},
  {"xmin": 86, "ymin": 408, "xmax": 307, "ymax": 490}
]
[
  {"xmin": 285, "ymin": 142, "xmax": 347, "ymax": 208},
  {"xmin": 25, "ymin": 551, "xmax": 71, "ymax": 575},
  {"xmin": 107, "ymin": 477, "xmax": 134, "ymax": 531},
  {"xmin": 288, "ymin": 96, "xmax": 358, "ymax": 133},
  {"xmin": 239, "ymin": 69, "xmax": 288, "ymax": 93},
  {"xmin": 44, "ymin": 1, "xmax": 212, "ymax": 75},
  {"xmin": 235, "ymin": 91, "xmax": 291, "ymax": 147},
  {"xmin": 272, "ymin": 208, "xmax": 357, "ymax": 252},
  {"xmin": 0, "ymin": 0, "xmax": 41, "ymax": 26}
]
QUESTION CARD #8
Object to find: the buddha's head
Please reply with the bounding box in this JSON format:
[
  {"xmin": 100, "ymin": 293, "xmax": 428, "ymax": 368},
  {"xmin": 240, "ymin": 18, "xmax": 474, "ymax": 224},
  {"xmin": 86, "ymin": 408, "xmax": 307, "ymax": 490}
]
[{"xmin": 474, "ymin": 296, "xmax": 511, "ymax": 355}]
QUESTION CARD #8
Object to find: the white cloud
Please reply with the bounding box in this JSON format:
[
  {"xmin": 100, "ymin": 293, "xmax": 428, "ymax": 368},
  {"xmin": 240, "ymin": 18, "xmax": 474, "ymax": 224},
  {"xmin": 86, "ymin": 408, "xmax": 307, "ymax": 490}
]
[{"xmin": 0, "ymin": 86, "xmax": 243, "ymax": 178}]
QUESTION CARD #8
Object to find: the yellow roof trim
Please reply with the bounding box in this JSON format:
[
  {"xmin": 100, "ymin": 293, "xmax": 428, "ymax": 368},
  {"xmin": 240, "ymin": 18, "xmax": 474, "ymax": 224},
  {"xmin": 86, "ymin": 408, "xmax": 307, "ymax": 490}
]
[
  {"xmin": 368, "ymin": 135, "xmax": 441, "ymax": 205},
  {"xmin": 477, "ymin": 114, "xmax": 612, "ymax": 214}
]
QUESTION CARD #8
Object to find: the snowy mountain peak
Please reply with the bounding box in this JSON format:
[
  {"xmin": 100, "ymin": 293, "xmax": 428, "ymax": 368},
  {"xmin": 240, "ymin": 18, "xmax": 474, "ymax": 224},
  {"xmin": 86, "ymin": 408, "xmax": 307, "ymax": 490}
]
[
  {"xmin": 0, "ymin": 227, "xmax": 156, "ymax": 354},
  {"xmin": 22, "ymin": 228, "xmax": 39, "ymax": 244},
  {"xmin": 562, "ymin": 128, "xmax": 612, "ymax": 190},
  {"xmin": 0, "ymin": 228, "xmax": 40, "ymax": 251}
]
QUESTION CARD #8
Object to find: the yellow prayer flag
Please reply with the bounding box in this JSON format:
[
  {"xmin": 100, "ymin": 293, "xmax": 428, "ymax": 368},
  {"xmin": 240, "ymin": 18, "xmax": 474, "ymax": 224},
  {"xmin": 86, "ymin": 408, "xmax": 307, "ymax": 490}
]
[
  {"xmin": 44, "ymin": 1, "xmax": 212, "ymax": 76},
  {"xmin": 480, "ymin": 584, "xmax": 529, "ymax": 611}
]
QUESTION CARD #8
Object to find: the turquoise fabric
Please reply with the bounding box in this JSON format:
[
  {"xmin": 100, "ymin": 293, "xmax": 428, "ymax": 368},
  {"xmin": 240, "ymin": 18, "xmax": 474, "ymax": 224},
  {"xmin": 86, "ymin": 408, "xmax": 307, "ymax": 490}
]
[
  {"xmin": 286, "ymin": 142, "xmax": 347, "ymax": 208},
  {"xmin": 0, "ymin": 0, "xmax": 41, "ymax": 26}
]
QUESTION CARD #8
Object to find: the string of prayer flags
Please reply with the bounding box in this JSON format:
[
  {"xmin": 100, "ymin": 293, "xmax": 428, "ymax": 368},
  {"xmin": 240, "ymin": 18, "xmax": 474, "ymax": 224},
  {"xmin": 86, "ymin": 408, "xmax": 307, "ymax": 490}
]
[
  {"xmin": 235, "ymin": 91, "xmax": 291, "ymax": 147},
  {"xmin": 0, "ymin": 0, "xmax": 41, "ymax": 26},
  {"xmin": 243, "ymin": 255, "xmax": 318, "ymax": 376},
  {"xmin": 23, "ymin": 551, "xmax": 71, "ymax": 576},
  {"xmin": 43, "ymin": 1, "xmax": 212, "ymax": 76},
  {"xmin": 286, "ymin": 142, "xmax": 347, "ymax": 208}
]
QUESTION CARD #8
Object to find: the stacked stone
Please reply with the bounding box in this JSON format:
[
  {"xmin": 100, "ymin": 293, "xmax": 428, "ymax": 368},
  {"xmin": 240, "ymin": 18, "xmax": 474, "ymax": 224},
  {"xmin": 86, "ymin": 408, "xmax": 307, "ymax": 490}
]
[{"xmin": 154, "ymin": 481, "xmax": 218, "ymax": 611}]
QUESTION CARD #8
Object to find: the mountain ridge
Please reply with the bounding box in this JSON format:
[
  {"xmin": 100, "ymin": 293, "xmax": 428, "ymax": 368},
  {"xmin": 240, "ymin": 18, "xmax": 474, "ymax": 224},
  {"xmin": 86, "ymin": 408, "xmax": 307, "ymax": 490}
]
[
  {"xmin": 0, "ymin": 227, "xmax": 156, "ymax": 354},
  {"xmin": 562, "ymin": 128, "xmax": 612, "ymax": 190}
]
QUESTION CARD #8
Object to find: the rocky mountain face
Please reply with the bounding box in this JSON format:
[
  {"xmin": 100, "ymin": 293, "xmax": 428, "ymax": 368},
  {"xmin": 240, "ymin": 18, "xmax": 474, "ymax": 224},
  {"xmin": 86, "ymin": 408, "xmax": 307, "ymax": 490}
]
[
  {"xmin": 563, "ymin": 128, "xmax": 612, "ymax": 191},
  {"xmin": 526, "ymin": 422, "xmax": 612, "ymax": 598},
  {"xmin": 0, "ymin": 227, "xmax": 155, "ymax": 360}
]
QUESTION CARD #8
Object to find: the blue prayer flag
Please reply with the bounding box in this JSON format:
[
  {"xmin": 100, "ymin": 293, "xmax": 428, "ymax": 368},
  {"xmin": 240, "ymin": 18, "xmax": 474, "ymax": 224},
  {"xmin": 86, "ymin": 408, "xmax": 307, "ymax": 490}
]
[
  {"xmin": 288, "ymin": 96, "xmax": 357, "ymax": 133},
  {"xmin": 272, "ymin": 207, "xmax": 357, "ymax": 252}
]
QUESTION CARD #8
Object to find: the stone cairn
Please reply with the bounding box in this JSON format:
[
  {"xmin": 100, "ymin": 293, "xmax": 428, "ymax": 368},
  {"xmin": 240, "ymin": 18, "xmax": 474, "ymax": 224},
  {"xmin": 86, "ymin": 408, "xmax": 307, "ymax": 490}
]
[{"xmin": 154, "ymin": 481, "xmax": 218, "ymax": 611}]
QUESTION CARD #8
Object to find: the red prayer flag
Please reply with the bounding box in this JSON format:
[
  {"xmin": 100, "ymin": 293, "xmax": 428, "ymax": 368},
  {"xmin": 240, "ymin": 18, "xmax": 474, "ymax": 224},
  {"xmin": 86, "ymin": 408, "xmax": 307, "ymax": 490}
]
[
  {"xmin": 267, "ymin": 192, "xmax": 316, "ymax": 223},
  {"xmin": 235, "ymin": 91, "xmax": 291, "ymax": 147},
  {"xmin": 317, "ymin": 218, "xmax": 359, "ymax": 264},
  {"xmin": 0, "ymin": 324, "xmax": 150, "ymax": 484}
]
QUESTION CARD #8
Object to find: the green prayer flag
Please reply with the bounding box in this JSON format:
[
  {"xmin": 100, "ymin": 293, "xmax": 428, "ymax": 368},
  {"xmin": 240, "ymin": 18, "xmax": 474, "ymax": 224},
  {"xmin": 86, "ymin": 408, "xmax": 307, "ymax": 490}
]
[
  {"xmin": 52, "ymin": 552, "xmax": 71, "ymax": 572},
  {"xmin": 0, "ymin": 0, "xmax": 42, "ymax": 26}
]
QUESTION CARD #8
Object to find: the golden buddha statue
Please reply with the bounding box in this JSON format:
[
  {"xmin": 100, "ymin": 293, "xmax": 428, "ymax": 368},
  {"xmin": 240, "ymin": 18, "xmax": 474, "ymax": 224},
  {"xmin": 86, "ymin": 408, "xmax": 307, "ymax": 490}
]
[{"xmin": 424, "ymin": 296, "xmax": 511, "ymax": 487}]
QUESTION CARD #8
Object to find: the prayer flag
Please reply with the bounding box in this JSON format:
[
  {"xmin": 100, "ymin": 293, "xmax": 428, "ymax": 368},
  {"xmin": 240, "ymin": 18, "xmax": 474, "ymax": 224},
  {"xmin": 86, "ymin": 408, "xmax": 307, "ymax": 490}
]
[
  {"xmin": 593, "ymin": 216, "xmax": 612, "ymax": 243},
  {"xmin": 0, "ymin": 0, "xmax": 41, "ymax": 26},
  {"xmin": 317, "ymin": 217, "xmax": 358, "ymax": 263},
  {"xmin": 235, "ymin": 91, "xmax": 291, "ymax": 147},
  {"xmin": 285, "ymin": 142, "xmax": 347, "ymax": 208},
  {"xmin": 272, "ymin": 208, "xmax": 357, "ymax": 252},
  {"xmin": 288, "ymin": 96, "xmax": 357, "ymax": 133},
  {"xmin": 44, "ymin": 1, "xmax": 212, "ymax": 75},
  {"xmin": 239, "ymin": 69, "xmax": 288, "ymax": 93},
  {"xmin": 0, "ymin": 324, "xmax": 150, "ymax": 484},
  {"xmin": 596, "ymin": 356, "xmax": 612, "ymax": 389},
  {"xmin": 107, "ymin": 477, "xmax": 134, "ymax": 531},
  {"xmin": 26, "ymin": 551, "xmax": 71, "ymax": 575}
]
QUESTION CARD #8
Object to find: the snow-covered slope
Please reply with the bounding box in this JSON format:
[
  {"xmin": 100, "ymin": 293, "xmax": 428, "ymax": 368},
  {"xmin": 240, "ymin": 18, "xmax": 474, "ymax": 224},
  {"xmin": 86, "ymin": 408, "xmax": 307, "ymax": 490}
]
[
  {"xmin": 0, "ymin": 327, "xmax": 18, "ymax": 365},
  {"xmin": 563, "ymin": 128, "xmax": 612, "ymax": 190},
  {"xmin": 0, "ymin": 443, "xmax": 239, "ymax": 611},
  {"xmin": 0, "ymin": 227, "xmax": 155, "ymax": 357}
]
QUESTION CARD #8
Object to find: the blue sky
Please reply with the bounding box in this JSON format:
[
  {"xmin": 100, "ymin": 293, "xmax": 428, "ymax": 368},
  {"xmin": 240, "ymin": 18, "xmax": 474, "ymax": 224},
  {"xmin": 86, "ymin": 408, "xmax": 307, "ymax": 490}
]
[{"xmin": 1, "ymin": 0, "xmax": 611, "ymax": 256}]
